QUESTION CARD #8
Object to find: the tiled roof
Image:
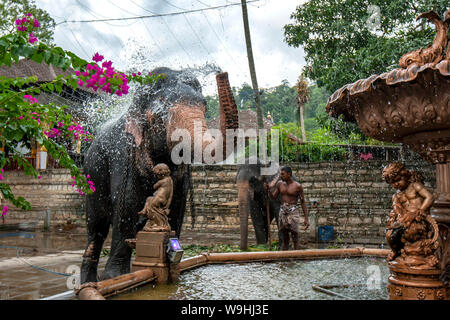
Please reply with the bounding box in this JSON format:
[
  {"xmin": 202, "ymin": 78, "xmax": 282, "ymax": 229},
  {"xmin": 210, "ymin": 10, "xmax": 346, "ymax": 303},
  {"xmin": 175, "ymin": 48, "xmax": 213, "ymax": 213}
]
[{"xmin": 0, "ymin": 58, "xmax": 73, "ymax": 82}]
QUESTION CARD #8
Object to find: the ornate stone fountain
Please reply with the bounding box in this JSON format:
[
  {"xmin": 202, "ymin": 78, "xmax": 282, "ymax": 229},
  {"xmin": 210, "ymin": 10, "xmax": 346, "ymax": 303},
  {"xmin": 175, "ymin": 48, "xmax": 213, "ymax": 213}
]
[{"xmin": 326, "ymin": 9, "xmax": 449, "ymax": 300}]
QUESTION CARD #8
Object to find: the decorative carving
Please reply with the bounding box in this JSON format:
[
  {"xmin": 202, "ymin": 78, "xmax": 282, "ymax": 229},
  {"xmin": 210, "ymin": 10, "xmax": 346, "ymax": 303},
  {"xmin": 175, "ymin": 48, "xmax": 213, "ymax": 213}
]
[
  {"xmin": 138, "ymin": 163, "xmax": 173, "ymax": 232},
  {"xmin": 436, "ymin": 289, "xmax": 445, "ymax": 300},
  {"xmin": 383, "ymin": 163, "xmax": 440, "ymax": 269},
  {"xmin": 394, "ymin": 287, "xmax": 403, "ymax": 297},
  {"xmin": 417, "ymin": 290, "xmax": 427, "ymax": 300},
  {"xmin": 399, "ymin": 11, "xmax": 449, "ymax": 68}
]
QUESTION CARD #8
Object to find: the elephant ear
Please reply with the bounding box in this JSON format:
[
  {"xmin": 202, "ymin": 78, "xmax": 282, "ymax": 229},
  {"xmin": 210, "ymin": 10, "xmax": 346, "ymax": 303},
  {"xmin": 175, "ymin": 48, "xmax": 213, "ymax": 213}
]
[
  {"xmin": 125, "ymin": 117, "xmax": 143, "ymax": 147},
  {"xmin": 125, "ymin": 110, "xmax": 154, "ymax": 148}
]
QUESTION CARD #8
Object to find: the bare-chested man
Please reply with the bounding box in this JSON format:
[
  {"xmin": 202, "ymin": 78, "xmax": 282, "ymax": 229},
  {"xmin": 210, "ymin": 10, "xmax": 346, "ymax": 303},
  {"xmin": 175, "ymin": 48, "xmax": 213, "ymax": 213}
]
[{"xmin": 265, "ymin": 166, "xmax": 309, "ymax": 250}]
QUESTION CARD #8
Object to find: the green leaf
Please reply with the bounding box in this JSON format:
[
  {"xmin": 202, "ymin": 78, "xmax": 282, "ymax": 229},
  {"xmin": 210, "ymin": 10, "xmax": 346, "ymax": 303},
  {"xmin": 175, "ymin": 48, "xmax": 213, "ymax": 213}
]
[
  {"xmin": 2, "ymin": 52, "xmax": 12, "ymax": 67},
  {"xmin": 31, "ymin": 51, "xmax": 44, "ymax": 64}
]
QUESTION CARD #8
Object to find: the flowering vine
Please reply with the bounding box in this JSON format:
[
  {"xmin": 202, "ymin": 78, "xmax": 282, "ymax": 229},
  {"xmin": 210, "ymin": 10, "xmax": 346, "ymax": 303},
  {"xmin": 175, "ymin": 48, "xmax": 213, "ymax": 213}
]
[{"xmin": 0, "ymin": 13, "xmax": 163, "ymax": 216}]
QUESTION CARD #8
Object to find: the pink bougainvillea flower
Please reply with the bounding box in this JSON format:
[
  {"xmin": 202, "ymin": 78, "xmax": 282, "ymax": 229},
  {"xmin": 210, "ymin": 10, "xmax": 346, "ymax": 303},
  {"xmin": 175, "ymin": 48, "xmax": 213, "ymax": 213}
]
[
  {"xmin": 38, "ymin": 175, "xmax": 42, "ymax": 179},
  {"xmin": 24, "ymin": 94, "xmax": 38, "ymax": 104},
  {"xmin": 28, "ymin": 33, "xmax": 38, "ymax": 44},
  {"xmin": 92, "ymin": 52, "xmax": 104, "ymax": 62},
  {"xmin": 77, "ymin": 80, "xmax": 84, "ymax": 87},
  {"xmin": 0, "ymin": 174, "xmax": 3, "ymax": 180},
  {"xmin": 26, "ymin": 13, "xmax": 33, "ymax": 17},
  {"xmin": 102, "ymin": 60, "xmax": 112, "ymax": 69},
  {"xmin": 2, "ymin": 206, "xmax": 8, "ymax": 216},
  {"xmin": 33, "ymin": 19, "xmax": 40, "ymax": 28}
]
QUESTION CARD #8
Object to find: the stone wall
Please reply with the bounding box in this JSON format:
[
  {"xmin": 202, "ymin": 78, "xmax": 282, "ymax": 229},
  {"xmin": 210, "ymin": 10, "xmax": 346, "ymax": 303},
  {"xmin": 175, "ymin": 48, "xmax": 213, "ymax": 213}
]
[
  {"xmin": 2, "ymin": 161, "xmax": 436, "ymax": 245},
  {"xmin": 1, "ymin": 169, "xmax": 84, "ymax": 228},
  {"xmin": 184, "ymin": 161, "xmax": 436, "ymax": 244}
]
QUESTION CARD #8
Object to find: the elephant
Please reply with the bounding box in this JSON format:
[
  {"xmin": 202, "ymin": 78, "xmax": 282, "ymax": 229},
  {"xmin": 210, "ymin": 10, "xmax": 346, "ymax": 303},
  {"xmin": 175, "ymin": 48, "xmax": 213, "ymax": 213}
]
[
  {"xmin": 236, "ymin": 159, "xmax": 284, "ymax": 250},
  {"xmin": 80, "ymin": 67, "xmax": 237, "ymax": 283},
  {"xmin": 236, "ymin": 159, "xmax": 308, "ymax": 250}
]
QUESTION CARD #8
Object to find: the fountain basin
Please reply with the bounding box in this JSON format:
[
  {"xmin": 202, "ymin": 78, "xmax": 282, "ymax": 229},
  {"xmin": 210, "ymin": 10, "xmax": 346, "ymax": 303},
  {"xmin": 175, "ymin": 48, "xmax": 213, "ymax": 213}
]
[
  {"xmin": 77, "ymin": 247, "xmax": 391, "ymax": 300},
  {"xmin": 114, "ymin": 257, "xmax": 390, "ymax": 300}
]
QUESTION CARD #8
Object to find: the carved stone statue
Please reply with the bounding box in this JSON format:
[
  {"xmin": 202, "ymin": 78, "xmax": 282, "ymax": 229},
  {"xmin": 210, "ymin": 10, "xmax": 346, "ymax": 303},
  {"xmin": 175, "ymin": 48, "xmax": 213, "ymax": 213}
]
[
  {"xmin": 382, "ymin": 162, "xmax": 440, "ymax": 269},
  {"xmin": 138, "ymin": 163, "xmax": 173, "ymax": 232}
]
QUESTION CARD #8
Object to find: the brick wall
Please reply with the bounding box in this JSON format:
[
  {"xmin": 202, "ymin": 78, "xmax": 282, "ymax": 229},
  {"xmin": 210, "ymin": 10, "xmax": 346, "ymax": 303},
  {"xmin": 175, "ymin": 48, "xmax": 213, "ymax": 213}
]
[
  {"xmin": 185, "ymin": 161, "xmax": 436, "ymax": 244},
  {"xmin": 2, "ymin": 161, "xmax": 436, "ymax": 245},
  {"xmin": 1, "ymin": 169, "xmax": 84, "ymax": 228}
]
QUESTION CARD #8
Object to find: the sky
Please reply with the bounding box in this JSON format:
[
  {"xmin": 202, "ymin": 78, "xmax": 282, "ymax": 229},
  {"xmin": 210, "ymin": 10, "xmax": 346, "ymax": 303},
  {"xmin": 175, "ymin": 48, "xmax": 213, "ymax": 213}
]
[{"xmin": 35, "ymin": 0, "xmax": 306, "ymax": 96}]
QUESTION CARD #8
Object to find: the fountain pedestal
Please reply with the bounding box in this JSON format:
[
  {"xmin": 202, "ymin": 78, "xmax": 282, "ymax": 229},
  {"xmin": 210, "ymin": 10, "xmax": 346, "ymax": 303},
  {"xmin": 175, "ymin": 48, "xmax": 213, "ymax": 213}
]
[
  {"xmin": 388, "ymin": 263, "xmax": 448, "ymax": 300},
  {"xmin": 131, "ymin": 231, "xmax": 179, "ymax": 284},
  {"xmin": 326, "ymin": 9, "xmax": 450, "ymax": 299}
]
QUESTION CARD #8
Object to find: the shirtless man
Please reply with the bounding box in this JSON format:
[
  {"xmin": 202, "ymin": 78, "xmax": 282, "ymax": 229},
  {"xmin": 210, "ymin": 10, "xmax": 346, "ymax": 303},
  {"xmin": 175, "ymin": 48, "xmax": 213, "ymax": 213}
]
[{"xmin": 265, "ymin": 166, "xmax": 309, "ymax": 250}]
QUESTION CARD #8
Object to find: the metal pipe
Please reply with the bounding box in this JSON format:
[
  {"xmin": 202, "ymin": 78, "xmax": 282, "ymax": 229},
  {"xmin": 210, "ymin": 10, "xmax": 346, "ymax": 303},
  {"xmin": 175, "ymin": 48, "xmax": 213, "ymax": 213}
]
[
  {"xmin": 312, "ymin": 285, "xmax": 354, "ymax": 300},
  {"xmin": 205, "ymin": 248, "xmax": 366, "ymax": 263},
  {"xmin": 178, "ymin": 254, "xmax": 209, "ymax": 272},
  {"xmin": 77, "ymin": 269, "xmax": 155, "ymax": 300},
  {"xmin": 78, "ymin": 287, "xmax": 105, "ymax": 300}
]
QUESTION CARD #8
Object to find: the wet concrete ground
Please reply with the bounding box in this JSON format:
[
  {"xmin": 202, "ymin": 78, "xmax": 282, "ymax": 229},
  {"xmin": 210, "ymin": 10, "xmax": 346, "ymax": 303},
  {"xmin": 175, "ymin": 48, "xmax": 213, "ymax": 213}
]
[
  {"xmin": 0, "ymin": 227, "xmax": 264, "ymax": 300},
  {"xmin": 0, "ymin": 226, "xmax": 368, "ymax": 300}
]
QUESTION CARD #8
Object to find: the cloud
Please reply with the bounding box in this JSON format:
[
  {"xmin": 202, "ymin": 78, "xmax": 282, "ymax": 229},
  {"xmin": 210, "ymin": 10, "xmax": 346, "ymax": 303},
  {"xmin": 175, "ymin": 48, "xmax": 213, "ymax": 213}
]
[{"xmin": 35, "ymin": 0, "xmax": 306, "ymax": 95}]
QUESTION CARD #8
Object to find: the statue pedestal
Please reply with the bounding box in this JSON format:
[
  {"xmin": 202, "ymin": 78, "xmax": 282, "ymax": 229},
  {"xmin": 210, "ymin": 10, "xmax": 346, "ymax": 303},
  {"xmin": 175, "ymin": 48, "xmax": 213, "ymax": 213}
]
[
  {"xmin": 388, "ymin": 263, "xmax": 448, "ymax": 300},
  {"xmin": 131, "ymin": 231, "xmax": 179, "ymax": 284}
]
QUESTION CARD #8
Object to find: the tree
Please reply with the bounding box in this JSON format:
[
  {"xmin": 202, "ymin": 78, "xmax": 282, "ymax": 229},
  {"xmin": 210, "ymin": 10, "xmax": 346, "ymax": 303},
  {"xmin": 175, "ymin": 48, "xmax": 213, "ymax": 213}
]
[
  {"xmin": 284, "ymin": 0, "xmax": 450, "ymax": 93},
  {"xmin": 0, "ymin": 12, "xmax": 160, "ymax": 214},
  {"xmin": 296, "ymin": 75, "xmax": 309, "ymax": 142},
  {"xmin": 0, "ymin": 0, "xmax": 55, "ymax": 44}
]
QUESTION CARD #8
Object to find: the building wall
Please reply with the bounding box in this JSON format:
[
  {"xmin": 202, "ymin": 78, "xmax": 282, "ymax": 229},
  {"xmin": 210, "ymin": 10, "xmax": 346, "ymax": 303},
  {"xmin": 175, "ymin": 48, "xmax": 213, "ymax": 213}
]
[{"xmin": 2, "ymin": 161, "xmax": 436, "ymax": 245}]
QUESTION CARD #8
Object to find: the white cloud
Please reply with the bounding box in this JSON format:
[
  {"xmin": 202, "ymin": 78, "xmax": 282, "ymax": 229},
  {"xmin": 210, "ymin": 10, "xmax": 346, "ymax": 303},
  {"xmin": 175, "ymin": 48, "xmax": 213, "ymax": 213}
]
[{"xmin": 36, "ymin": 0, "xmax": 306, "ymax": 95}]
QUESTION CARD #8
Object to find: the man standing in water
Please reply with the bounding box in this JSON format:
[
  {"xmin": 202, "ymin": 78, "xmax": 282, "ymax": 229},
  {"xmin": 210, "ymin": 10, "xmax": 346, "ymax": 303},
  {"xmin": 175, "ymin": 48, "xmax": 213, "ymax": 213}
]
[{"xmin": 265, "ymin": 166, "xmax": 309, "ymax": 250}]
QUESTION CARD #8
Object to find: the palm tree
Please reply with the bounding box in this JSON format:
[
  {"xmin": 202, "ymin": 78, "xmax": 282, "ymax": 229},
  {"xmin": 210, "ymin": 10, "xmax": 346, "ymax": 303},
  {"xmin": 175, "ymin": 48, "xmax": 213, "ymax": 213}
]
[{"xmin": 296, "ymin": 75, "xmax": 310, "ymax": 142}]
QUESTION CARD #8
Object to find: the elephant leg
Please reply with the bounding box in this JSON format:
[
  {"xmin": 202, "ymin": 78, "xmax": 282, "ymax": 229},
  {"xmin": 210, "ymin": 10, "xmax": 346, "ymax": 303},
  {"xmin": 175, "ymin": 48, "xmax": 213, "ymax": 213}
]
[
  {"xmin": 250, "ymin": 200, "xmax": 267, "ymax": 244},
  {"xmin": 168, "ymin": 166, "xmax": 189, "ymax": 237},
  {"xmin": 269, "ymin": 201, "xmax": 283, "ymax": 250},
  {"xmin": 282, "ymin": 231, "xmax": 290, "ymax": 250},
  {"xmin": 292, "ymin": 231, "xmax": 300, "ymax": 250},
  {"xmin": 80, "ymin": 215, "xmax": 110, "ymax": 284},
  {"xmin": 100, "ymin": 215, "xmax": 133, "ymax": 280}
]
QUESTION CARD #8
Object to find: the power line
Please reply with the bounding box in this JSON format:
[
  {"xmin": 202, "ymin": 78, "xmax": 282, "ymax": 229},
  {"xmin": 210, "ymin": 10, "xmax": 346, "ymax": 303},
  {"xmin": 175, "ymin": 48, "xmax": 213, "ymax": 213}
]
[
  {"xmin": 200, "ymin": 11, "xmax": 241, "ymax": 70},
  {"xmin": 160, "ymin": 0, "xmax": 188, "ymax": 11},
  {"xmin": 128, "ymin": 0, "xmax": 160, "ymax": 15},
  {"xmin": 56, "ymin": 0, "xmax": 263, "ymax": 25},
  {"xmin": 139, "ymin": 18, "xmax": 165, "ymax": 58},
  {"xmin": 160, "ymin": 16, "xmax": 194, "ymax": 62},
  {"xmin": 182, "ymin": 13, "xmax": 214, "ymax": 61}
]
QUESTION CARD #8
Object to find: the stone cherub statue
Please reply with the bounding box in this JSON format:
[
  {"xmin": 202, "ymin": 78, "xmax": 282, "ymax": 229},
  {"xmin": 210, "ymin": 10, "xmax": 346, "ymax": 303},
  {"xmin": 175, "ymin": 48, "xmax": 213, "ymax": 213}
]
[
  {"xmin": 382, "ymin": 162, "xmax": 440, "ymax": 269},
  {"xmin": 138, "ymin": 163, "xmax": 173, "ymax": 232}
]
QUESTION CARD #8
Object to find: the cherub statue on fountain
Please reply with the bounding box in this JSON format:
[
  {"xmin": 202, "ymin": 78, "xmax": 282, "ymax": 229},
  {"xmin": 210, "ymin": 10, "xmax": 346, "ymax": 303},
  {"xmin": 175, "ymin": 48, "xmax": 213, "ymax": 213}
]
[
  {"xmin": 382, "ymin": 162, "xmax": 440, "ymax": 269},
  {"xmin": 138, "ymin": 163, "xmax": 173, "ymax": 232}
]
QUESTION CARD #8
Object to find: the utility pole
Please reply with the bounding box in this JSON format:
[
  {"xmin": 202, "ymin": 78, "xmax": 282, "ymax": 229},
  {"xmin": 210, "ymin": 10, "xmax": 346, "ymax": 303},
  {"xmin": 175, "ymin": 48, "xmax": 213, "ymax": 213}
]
[
  {"xmin": 240, "ymin": 0, "xmax": 271, "ymax": 250},
  {"xmin": 241, "ymin": 0, "xmax": 263, "ymax": 129}
]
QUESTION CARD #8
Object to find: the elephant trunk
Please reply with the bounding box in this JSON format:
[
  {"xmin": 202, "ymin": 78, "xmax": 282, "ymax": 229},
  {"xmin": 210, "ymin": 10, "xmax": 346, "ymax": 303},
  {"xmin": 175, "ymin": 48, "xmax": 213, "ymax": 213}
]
[
  {"xmin": 237, "ymin": 180, "xmax": 250, "ymax": 250},
  {"xmin": 167, "ymin": 104, "xmax": 217, "ymax": 161},
  {"xmin": 216, "ymin": 72, "xmax": 239, "ymax": 161}
]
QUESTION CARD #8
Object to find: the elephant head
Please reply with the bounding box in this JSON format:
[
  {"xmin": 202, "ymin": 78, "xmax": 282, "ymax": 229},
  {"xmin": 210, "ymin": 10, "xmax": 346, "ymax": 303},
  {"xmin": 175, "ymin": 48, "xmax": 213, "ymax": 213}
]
[{"xmin": 125, "ymin": 67, "xmax": 222, "ymax": 175}]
